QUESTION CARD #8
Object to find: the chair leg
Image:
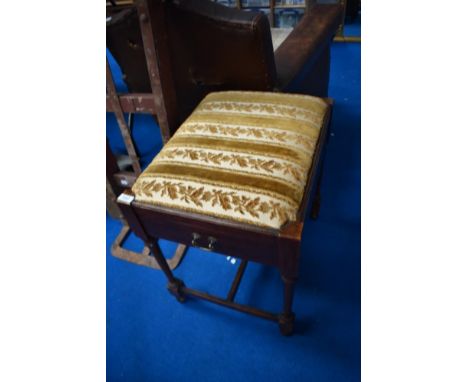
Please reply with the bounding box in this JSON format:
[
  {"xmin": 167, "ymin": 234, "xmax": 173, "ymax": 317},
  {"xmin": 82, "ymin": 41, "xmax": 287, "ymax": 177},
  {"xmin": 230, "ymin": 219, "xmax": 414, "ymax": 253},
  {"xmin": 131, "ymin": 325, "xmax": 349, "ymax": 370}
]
[
  {"xmin": 148, "ymin": 240, "xmax": 186, "ymax": 302},
  {"xmin": 277, "ymin": 224, "xmax": 301, "ymax": 336},
  {"xmin": 278, "ymin": 276, "xmax": 296, "ymax": 336}
]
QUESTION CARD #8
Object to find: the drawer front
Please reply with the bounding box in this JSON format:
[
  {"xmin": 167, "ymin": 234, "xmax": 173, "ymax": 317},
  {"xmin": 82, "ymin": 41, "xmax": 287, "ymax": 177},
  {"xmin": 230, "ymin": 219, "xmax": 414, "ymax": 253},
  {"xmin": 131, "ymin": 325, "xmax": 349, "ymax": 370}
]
[{"xmin": 135, "ymin": 205, "xmax": 279, "ymax": 267}]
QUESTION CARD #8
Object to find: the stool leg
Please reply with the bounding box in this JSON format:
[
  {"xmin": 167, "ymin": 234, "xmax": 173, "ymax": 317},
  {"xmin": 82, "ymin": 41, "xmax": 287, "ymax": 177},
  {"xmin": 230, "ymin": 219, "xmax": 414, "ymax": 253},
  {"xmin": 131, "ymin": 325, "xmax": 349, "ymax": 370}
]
[
  {"xmin": 278, "ymin": 228, "xmax": 301, "ymax": 336},
  {"xmin": 149, "ymin": 240, "xmax": 185, "ymax": 302},
  {"xmin": 279, "ymin": 276, "xmax": 296, "ymax": 336}
]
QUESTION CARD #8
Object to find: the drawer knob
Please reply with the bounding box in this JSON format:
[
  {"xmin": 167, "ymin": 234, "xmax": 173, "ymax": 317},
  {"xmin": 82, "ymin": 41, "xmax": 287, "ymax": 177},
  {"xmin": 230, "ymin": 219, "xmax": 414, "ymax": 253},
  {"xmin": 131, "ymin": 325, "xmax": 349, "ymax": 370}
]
[
  {"xmin": 191, "ymin": 233, "xmax": 217, "ymax": 251},
  {"xmin": 207, "ymin": 236, "xmax": 217, "ymax": 251},
  {"xmin": 191, "ymin": 232, "xmax": 201, "ymax": 246}
]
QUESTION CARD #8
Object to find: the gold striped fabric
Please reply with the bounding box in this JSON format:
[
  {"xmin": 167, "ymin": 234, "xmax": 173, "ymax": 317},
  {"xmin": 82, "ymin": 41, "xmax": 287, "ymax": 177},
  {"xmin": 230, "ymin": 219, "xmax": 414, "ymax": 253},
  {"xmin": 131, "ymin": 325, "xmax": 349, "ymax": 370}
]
[{"xmin": 132, "ymin": 91, "xmax": 328, "ymax": 229}]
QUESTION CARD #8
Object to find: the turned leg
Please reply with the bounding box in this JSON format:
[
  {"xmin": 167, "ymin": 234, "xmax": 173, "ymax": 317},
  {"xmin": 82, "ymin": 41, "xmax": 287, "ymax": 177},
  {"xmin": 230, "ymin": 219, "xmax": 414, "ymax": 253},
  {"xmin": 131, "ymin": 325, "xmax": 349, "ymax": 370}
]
[
  {"xmin": 148, "ymin": 240, "xmax": 185, "ymax": 302},
  {"xmin": 278, "ymin": 224, "xmax": 302, "ymax": 335},
  {"xmin": 278, "ymin": 276, "xmax": 297, "ymax": 336}
]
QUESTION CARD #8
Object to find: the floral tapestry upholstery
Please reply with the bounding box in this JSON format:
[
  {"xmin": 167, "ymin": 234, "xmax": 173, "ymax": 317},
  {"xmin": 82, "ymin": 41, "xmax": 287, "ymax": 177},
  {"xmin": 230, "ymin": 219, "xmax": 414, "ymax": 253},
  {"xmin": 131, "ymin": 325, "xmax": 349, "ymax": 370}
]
[{"xmin": 132, "ymin": 91, "xmax": 329, "ymax": 230}]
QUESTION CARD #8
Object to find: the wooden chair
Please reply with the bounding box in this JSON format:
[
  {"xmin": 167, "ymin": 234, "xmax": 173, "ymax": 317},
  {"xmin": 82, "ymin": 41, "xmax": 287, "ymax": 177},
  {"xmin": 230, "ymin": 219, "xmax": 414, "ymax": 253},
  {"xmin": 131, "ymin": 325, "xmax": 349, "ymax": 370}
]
[
  {"xmin": 110, "ymin": 0, "xmax": 339, "ymax": 335},
  {"xmin": 106, "ymin": 0, "xmax": 341, "ymax": 130}
]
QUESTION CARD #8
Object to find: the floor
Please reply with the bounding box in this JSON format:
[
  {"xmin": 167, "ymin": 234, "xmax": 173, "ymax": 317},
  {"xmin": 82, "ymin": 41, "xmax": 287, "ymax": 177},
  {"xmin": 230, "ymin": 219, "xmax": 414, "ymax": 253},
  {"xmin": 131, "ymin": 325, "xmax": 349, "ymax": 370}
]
[{"xmin": 107, "ymin": 39, "xmax": 360, "ymax": 381}]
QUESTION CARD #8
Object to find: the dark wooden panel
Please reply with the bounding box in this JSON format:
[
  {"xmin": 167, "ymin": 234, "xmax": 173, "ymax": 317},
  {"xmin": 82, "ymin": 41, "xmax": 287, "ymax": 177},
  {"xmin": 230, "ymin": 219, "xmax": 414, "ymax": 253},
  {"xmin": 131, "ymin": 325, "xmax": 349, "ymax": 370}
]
[
  {"xmin": 133, "ymin": 203, "xmax": 280, "ymax": 266},
  {"xmin": 275, "ymin": 4, "xmax": 341, "ymax": 93},
  {"xmin": 106, "ymin": 93, "xmax": 158, "ymax": 114}
]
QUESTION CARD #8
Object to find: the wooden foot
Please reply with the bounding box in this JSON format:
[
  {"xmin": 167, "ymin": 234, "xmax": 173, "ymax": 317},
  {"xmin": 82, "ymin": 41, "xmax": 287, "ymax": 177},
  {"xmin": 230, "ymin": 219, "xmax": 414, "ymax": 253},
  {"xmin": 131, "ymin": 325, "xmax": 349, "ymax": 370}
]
[
  {"xmin": 280, "ymin": 276, "xmax": 297, "ymax": 336},
  {"xmin": 278, "ymin": 313, "xmax": 295, "ymax": 336},
  {"xmin": 167, "ymin": 278, "xmax": 186, "ymax": 303}
]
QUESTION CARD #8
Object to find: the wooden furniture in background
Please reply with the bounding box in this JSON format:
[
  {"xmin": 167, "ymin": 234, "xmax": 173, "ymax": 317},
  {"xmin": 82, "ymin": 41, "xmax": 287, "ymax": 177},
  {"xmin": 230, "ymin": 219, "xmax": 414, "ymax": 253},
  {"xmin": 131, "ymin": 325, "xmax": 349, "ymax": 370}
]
[
  {"xmin": 106, "ymin": 139, "xmax": 188, "ymax": 270},
  {"xmin": 108, "ymin": 0, "xmax": 318, "ymax": 29},
  {"xmin": 333, "ymin": 0, "xmax": 360, "ymax": 42},
  {"xmin": 214, "ymin": 0, "xmax": 309, "ymax": 29},
  {"xmin": 107, "ymin": 0, "xmax": 341, "ymax": 104}
]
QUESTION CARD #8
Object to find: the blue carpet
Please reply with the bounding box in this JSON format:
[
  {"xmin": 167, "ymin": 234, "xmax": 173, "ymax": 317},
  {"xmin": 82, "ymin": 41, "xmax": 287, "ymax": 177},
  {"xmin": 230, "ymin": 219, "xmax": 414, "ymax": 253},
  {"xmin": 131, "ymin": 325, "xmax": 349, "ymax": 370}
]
[{"xmin": 107, "ymin": 41, "xmax": 361, "ymax": 381}]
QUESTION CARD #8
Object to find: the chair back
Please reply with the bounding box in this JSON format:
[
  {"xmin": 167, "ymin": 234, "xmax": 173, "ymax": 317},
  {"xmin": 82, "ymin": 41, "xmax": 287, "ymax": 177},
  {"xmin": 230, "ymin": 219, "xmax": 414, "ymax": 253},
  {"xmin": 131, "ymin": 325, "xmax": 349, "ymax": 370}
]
[{"xmin": 107, "ymin": 0, "xmax": 277, "ymax": 135}]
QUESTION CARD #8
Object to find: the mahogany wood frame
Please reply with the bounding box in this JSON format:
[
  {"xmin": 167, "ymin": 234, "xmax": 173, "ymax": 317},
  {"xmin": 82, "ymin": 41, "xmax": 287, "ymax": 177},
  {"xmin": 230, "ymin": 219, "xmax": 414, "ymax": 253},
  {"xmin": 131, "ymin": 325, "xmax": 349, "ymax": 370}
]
[{"xmin": 117, "ymin": 102, "xmax": 332, "ymax": 335}]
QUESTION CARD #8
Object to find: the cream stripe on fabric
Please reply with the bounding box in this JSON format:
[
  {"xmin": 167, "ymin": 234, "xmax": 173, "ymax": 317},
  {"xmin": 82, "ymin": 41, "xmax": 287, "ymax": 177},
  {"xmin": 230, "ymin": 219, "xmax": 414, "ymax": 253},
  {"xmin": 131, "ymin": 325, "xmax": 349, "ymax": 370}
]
[
  {"xmin": 143, "ymin": 163, "xmax": 303, "ymax": 204},
  {"xmin": 132, "ymin": 176, "xmax": 298, "ymax": 229},
  {"xmin": 178, "ymin": 123, "xmax": 317, "ymax": 154},
  {"xmin": 184, "ymin": 113, "xmax": 320, "ymax": 137},
  {"xmin": 201, "ymin": 91, "xmax": 328, "ymax": 112},
  {"xmin": 154, "ymin": 147, "xmax": 307, "ymax": 187},
  {"xmin": 197, "ymin": 101, "xmax": 322, "ymax": 125},
  {"xmin": 165, "ymin": 135, "xmax": 310, "ymax": 167}
]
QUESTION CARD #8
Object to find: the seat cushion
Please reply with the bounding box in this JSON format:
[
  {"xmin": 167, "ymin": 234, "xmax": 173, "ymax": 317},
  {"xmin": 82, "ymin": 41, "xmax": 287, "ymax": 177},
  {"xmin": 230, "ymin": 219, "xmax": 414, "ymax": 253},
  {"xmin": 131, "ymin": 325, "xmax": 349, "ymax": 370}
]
[{"xmin": 132, "ymin": 91, "xmax": 329, "ymax": 229}]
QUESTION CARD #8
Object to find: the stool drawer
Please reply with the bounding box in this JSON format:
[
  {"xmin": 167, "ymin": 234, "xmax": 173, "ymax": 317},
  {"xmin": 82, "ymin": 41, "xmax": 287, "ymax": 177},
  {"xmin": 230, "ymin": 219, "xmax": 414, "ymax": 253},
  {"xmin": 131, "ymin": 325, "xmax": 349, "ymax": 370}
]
[{"xmin": 134, "ymin": 203, "xmax": 280, "ymax": 266}]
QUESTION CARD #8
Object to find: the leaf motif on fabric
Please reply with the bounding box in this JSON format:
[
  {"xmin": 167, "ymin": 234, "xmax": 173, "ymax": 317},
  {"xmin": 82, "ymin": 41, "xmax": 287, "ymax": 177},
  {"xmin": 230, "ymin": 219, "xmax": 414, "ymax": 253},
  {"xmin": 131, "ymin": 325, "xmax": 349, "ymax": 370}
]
[
  {"xmin": 208, "ymin": 153, "xmax": 223, "ymax": 165},
  {"xmin": 245, "ymin": 197, "xmax": 260, "ymax": 218},
  {"xmin": 230, "ymin": 155, "xmax": 248, "ymax": 167},
  {"xmin": 208, "ymin": 126, "xmax": 218, "ymax": 134},
  {"xmin": 142, "ymin": 182, "xmax": 153, "ymax": 197},
  {"xmin": 201, "ymin": 191, "xmax": 213, "ymax": 201},
  {"xmin": 259, "ymin": 201, "xmax": 270, "ymax": 213},
  {"xmin": 133, "ymin": 179, "xmax": 295, "ymax": 225}
]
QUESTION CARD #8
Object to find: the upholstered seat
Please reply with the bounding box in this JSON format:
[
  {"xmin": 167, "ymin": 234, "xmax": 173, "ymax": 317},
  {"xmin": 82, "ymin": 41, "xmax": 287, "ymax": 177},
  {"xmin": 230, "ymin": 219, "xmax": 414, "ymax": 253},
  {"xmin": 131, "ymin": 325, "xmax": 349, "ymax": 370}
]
[{"xmin": 132, "ymin": 91, "xmax": 328, "ymax": 229}]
